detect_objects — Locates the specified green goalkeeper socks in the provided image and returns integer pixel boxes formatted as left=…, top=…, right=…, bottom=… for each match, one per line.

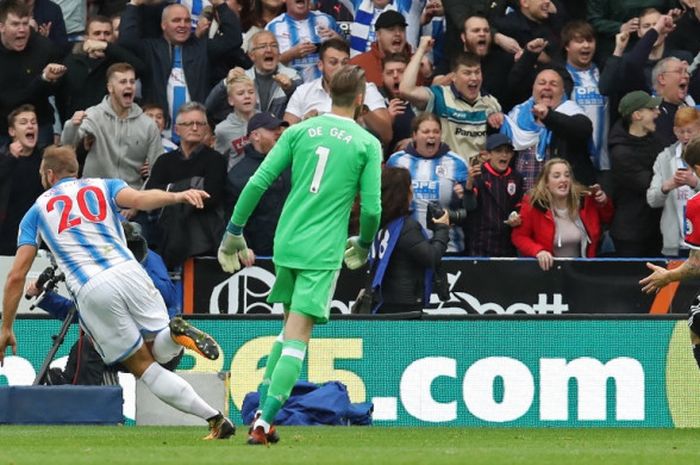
left=261, top=339, right=307, bottom=425
left=258, top=333, right=284, bottom=409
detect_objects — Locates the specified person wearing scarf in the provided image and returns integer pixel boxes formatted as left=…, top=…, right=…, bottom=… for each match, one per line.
left=501, top=67, right=596, bottom=191
left=368, top=166, right=450, bottom=314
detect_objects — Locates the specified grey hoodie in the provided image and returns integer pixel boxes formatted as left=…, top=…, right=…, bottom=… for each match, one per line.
left=61, top=96, right=163, bottom=189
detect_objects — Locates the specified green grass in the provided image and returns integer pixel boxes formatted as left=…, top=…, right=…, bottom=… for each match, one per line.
left=1, top=426, right=699, bottom=465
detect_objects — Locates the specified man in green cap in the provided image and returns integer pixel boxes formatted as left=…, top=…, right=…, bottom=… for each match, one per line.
left=609, top=90, right=666, bottom=257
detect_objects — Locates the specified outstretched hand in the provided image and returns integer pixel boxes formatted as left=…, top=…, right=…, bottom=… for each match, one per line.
left=177, top=189, right=210, bottom=209
left=640, top=262, right=670, bottom=294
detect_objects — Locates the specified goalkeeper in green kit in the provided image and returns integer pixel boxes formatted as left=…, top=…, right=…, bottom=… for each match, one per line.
left=217, top=65, right=382, bottom=446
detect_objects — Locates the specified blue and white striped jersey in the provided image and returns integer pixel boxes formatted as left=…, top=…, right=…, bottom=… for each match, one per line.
left=266, top=11, right=340, bottom=83
left=566, top=63, right=610, bottom=171
left=386, top=149, right=468, bottom=252
left=18, top=177, right=135, bottom=295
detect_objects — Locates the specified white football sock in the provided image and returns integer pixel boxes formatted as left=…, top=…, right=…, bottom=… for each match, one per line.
left=152, top=327, right=183, bottom=364
left=140, top=362, right=218, bottom=420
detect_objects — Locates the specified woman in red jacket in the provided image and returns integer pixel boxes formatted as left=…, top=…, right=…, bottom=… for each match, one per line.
left=511, top=158, right=614, bottom=270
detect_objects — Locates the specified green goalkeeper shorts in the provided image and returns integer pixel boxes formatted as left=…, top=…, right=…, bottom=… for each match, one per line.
left=268, top=266, right=340, bottom=324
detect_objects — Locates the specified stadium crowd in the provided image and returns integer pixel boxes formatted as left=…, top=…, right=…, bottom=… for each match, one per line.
left=3, top=0, right=700, bottom=268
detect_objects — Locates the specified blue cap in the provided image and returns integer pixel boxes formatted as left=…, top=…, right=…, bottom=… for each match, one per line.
left=486, top=133, right=513, bottom=151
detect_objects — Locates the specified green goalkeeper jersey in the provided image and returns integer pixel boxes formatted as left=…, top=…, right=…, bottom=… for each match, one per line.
left=230, top=113, right=382, bottom=270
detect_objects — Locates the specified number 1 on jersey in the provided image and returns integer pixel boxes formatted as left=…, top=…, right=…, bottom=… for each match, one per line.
left=310, top=146, right=330, bottom=194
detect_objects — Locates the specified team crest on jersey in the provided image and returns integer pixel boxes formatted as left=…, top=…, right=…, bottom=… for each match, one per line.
left=687, top=218, right=694, bottom=237
left=435, top=165, right=447, bottom=178
left=507, top=180, right=517, bottom=196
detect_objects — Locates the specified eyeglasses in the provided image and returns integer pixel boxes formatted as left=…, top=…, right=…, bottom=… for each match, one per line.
left=251, top=43, right=279, bottom=52
left=177, top=121, right=207, bottom=128
left=663, top=69, right=690, bottom=76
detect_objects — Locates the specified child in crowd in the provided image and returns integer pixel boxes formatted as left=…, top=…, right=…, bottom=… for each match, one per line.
left=143, top=102, right=179, bottom=154
left=215, top=74, right=258, bottom=171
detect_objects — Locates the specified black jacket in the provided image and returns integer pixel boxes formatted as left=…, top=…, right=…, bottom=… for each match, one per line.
left=118, top=3, right=242, bottom=111
left=608, top=120, right=665, bottom=243
left=375, top=217, right=449, bottom=313
left=225, top=144, right=291, bottom=256
left=540, top=106, right=596, bottom=186
left=0, top=33, right=60, bottom=136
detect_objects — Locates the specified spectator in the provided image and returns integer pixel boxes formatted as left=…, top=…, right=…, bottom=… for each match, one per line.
left=118, top=0, right=243, bottom=133
left=464, top=133, right=524, bottom=257
left=378, top=52, right=414, bottom=155
left=494, top=0, right=566, bottom=64
left=587, top=0, right=678, bottom=65
left=0, top=0, right=65, bottom=146
left=226, top=112, right=290, bottom=256
left=368, top=166, right=450, bottom=314
left=214, top=73, right=259, bottom=170
left=346, top=0, right=423, bottom=52
left=23, top=0, right=70, bottom=56
left=459, top=14, right=517, bottom=110
left=61, top=63, right=162, bottom=193
left=283, top=38, right=392, bottom=146
left=400, top=37, right=503, bottom=164
left=386, top=113, right=468, bottom=253
left=616, top=10, right=692, bottom=97
left=652, top=57, right=696, bottom=147
left=442, top=1, right=522, bottom=75
left=647, top=107, right=700, bottom=257
left=501, top=67, right=595, bottom=191
left=562, top=20, right=611, bottom=173
left=609, top=90, right=666, bottom=257
left=205, top=30, right=302, bottom=124
left=145, top=102, right=227, bottom=267
left=56, top=15, right=146, bottom=126
left=0, top=105, right=44, bottom=255
left=512, top=158, right=613, bottom=271
left=266, top=0, right=341, bottom=83
left=143, top=102, right=179, bottom=153
left=349, top=10, right=414, bottom=87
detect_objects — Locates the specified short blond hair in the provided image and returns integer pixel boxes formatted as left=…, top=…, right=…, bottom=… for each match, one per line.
left=42, top=145, right=79, bottom=178
left=226, top=74, right=254, bottom=95
left=330, top=65, right=365, bottom=108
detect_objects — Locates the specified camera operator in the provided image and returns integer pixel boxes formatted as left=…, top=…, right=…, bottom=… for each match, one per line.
left=367, top=167, right=451, bottom=314
left=24, top=222, right=180, bottom=385
left=386, top=113, right=468, bottom=253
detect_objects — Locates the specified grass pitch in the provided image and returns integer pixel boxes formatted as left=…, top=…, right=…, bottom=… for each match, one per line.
left=1, top=426, right=699, bottom=465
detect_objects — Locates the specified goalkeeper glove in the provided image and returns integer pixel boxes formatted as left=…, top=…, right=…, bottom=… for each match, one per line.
left=218, top=231, right=249, bottom=273
left=344, top=236, right=370, bottom=270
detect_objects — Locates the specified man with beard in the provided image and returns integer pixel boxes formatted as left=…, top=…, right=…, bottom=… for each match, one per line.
left=348, top=10, right=415, bottom=87
left=400, top=36, right=504, bottom=164
left=0, top=0, right=65, bottom=146
left=0, top=105, right=44, bottom=255
left=652, top=56, right=696, bottom=147
left=459, top=15, right=517, bottom=110
left=284, top=38, right=392, bottom=146
left=378, top=52, right=414, bottom=155
left=61, top=63, right=162, bottom=198
left=56, top=16, right=146, bottom=125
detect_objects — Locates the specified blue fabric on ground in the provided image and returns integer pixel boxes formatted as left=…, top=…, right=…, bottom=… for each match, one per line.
left=242, top=380, right=373, bottom=426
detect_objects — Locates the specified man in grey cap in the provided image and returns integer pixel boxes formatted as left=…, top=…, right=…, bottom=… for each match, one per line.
left=224, top=113, right=290, bottom=256
left=609, top=90, right=665, bottom=257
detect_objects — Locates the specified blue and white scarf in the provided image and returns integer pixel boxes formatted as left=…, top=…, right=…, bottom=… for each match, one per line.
left=500, top=97, right=584, bottom=161
left=368, top=216, right=433, bottom=313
